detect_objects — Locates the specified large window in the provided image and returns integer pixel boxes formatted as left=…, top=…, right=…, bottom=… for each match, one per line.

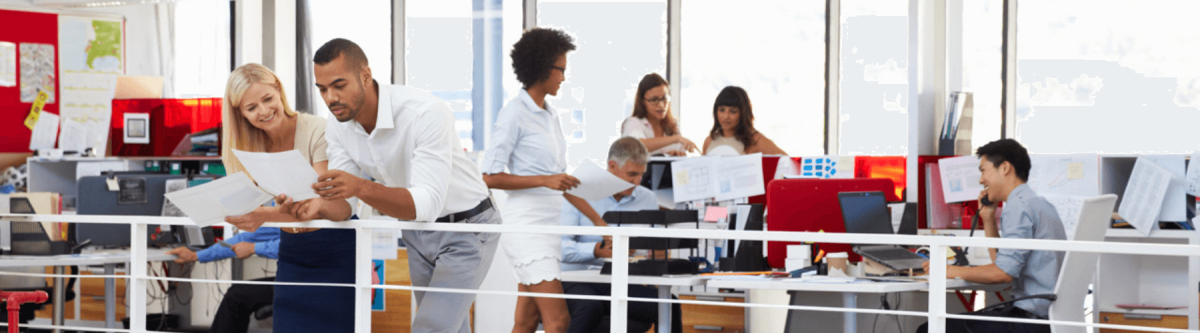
left=1017, top=0, right=1200, bottom=154
left=406, top=1, right=475, bottom=149
left=538, top=0, right=668, bottom=168
left=961, top=0, right=1003, bottom=151
left=309, top=0, right=392, bottom=118
left=838, top=0, right=909, bottom=156
left=172, top=0, right=230, bottom=98
left=680, top=0, right=826, bottom=156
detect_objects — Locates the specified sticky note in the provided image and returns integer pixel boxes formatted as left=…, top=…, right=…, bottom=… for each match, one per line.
left=24, top=90, right=48, bottom=130
left=674, top=170, right=690, bottom=185
left=1067, top=162, right=1084, bottom=180
left=703, top=206, right=728, bottom=222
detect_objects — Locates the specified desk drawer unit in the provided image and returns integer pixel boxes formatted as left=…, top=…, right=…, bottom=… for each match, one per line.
left=679, top=295, right=744, bottom=333
left=1098, top=312, right=1187, bottom=333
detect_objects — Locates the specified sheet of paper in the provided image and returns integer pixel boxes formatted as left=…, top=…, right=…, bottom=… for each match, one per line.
left=164, top=173, right=274, bottom=227
left=19, top=43, right=55, bottom=103
left=58, top=72, right=117, bottom=156
left=1042, top=195, right=1086, bottom=239
left=713, top=153, right=765, bottom=201
left=733, top=205, right=752, bottom=253
left=161, top=178, right=188, bottom=217
left=0, top=42, right=14, bottom=87
left=797, top=155, right=854, bottom=179
left=1146, top=155, right=1187, bottom=222
left=565, top=159, right=636, bottom=201
left=671, top=156, right=718, bottom=202
left=938, top=155, right=986, bottom=203
left=703, top=206, right=728, bottom=222
left=1027, top=154, right=1100, bottom=197
left=1186, top=151, right=1200, bottom=196
left=59, top=16, right=123, bottom=157
left=1118, top=158, right=1173, bottom=236
left=28, top=112, right=59, bottom=151
left=58, top=119, right=88, bottom=152
left=232, top=149, right=320, bottom=201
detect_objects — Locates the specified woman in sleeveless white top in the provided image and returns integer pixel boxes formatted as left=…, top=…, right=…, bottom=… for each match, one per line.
left=621, top=73, right=698, bottom=156
left=702, top=86, right=787, bottom=156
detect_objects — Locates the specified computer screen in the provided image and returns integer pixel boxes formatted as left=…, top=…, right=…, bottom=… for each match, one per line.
left=837, top=191, right=894, bottom=235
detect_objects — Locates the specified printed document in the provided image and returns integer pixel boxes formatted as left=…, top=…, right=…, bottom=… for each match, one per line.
left=1145, top=155, right=1186, bottom=222
left=565, top=159, right=636, bottom=201
left=938, top=155, right=985, bottom=203
left=670, top=154, right=765, bottom=202
left=164, top=173, right=273, bottom=227
left=1119, top=157, right=1172, bottom=236
left=232, top=149, right=320, bottom=201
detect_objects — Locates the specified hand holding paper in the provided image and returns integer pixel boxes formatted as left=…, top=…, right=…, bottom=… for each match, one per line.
left=565, top=160, right=636, bottom=201
left=163, top=173, right=273, bottom=227
left=232, top=150, right=320, bottom=201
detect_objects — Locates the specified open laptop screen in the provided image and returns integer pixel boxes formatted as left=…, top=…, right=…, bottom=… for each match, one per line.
left=837, top=191, right=893, bottom=235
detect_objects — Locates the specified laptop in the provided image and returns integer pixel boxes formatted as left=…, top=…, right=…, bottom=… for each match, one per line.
left=837, top=191, right=926, bottom=271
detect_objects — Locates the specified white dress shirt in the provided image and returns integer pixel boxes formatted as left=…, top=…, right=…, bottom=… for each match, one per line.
left=620, top=116, right=683, bottom=155
left=559, top=186, right=658, bottom=271
left=481, top=89, right=567, bottom=194
left=325, top=83, right=490, bottom=222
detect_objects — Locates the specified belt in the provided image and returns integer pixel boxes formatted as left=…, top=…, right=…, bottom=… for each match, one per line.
left=436, top=198, right=493, bottom=223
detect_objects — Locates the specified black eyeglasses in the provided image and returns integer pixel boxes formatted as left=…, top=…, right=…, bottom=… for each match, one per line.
left=646, top=96, right=670, bottom=105
left=552, top=66, right=567, bottom=74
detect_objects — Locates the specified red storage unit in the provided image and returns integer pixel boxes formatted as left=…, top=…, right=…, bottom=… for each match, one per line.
left=110, top=98, right=221, bottom=157
left=765, top=178, right=898, bottom=268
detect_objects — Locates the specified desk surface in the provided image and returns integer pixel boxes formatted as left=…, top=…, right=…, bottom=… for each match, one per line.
left=0, top=249, right=176, bottom=268
left=706, top=276, right=1004, bottom=293
left=560, top=269, right=706, bottom=286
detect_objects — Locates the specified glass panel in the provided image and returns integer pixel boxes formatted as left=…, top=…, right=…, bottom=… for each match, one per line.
left=962, top=0, right=1003, bottom=152
left=839, top=0, right=909, bottom=156
left=1017, top=0, right=1200, bottom=154
left=172, top=0, right=230, bottom=97
left=537, top=0, right=668, bottom=168
left=680, top=0, right=826, bottom=156
left=406, top=1, right=475, bottom=149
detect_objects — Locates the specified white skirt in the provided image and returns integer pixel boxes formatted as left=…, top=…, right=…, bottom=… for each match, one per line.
left=500, top=190, right=565, bottom=285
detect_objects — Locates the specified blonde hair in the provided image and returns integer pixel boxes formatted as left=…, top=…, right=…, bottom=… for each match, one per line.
left=221, top=63, right=299, bottom=175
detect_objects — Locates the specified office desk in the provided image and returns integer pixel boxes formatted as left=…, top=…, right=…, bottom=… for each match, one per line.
left=0, top=250, right=176, bottom=333
left=560, top=270, right=705, bottom=333
left=707, top=277, right=1003, bottom=333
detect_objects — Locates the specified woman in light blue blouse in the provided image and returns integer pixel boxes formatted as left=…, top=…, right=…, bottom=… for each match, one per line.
left=481, top=28, right=608, bottom=333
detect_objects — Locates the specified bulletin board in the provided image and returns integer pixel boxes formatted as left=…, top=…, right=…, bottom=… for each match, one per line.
left=0, top=9, right=60, bottom=153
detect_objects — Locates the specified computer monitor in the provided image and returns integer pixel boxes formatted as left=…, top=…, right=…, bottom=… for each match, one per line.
left=837, top=191, right=893, bottom=235
left=896, top=202, right=918, bottom=235
left=76, top=173, right=206, bottom=247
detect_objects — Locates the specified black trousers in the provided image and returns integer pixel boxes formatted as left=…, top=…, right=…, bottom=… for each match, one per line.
left=916, top=306, right=1050, bottom=333
left=210, top=276, right=275, bottom=333
left=562, top=282, right=683, bottom=333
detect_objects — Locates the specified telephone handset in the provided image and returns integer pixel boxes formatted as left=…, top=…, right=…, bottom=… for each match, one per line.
left=979, top=195, right=995, bottom=207
left=955, top=195, right=996, bottom=266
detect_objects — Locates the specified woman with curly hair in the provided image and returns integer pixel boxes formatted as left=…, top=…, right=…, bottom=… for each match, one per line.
left=621, top=73, right=698, bottom=156
left=702, top=86, right=787, bottom=155
left=482, top=28, right=607, bottom=333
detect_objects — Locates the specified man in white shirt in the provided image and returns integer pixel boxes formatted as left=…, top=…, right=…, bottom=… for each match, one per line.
left=310, top=38, right=500, bottom=333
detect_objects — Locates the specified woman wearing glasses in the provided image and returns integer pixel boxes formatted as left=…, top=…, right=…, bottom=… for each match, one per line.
left=702, top=86, right=787, bottom=155
left=621, top=73, right=698, bottom=156
left=483, top=28, right=609, bottom=333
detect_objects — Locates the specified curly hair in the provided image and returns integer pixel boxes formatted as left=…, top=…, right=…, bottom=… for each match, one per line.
left=709, top=86, right=758, bottom=148
left=510, top=28, right=576, bottom=89
left=630, top=73, right=677, bottom=136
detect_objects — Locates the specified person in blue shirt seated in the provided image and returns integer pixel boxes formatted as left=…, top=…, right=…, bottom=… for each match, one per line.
left=167, top=227, right=280, bottom=333
left=918, top=139, right=1066, bottom=333
left=560, top=137, right=681, bottom=333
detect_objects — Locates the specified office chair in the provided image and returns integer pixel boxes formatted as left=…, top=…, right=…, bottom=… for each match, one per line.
left=971, top=194, right=1117, bottom=333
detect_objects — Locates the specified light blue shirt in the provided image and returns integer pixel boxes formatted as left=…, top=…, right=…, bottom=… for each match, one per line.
left=196, top=227, right=280, bottom=262
left=993, top=184, right=1067, bottom=318
left=481, top=89, right=567, bottom=179
left=560, top=186, right=659, bottom=271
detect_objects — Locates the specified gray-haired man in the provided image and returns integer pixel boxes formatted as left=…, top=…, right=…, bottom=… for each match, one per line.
left=558, top=137, right=682, bottom=333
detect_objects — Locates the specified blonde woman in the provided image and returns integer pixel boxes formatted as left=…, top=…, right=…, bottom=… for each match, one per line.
left=220, top=63, right=353, bottom=332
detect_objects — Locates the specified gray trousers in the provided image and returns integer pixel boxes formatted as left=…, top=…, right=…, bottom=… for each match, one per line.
left=403, top=206, right=502, bottom=333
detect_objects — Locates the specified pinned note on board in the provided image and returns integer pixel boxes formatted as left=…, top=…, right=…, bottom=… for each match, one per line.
left=24, top=90, right=48, bottom=130
left=703, top=206, right=728, bottom=222
left=1067, top=162, right=1085, bottom=180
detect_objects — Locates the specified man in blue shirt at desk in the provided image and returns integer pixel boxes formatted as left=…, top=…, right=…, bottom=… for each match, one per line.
left=167, top=227, right=280, bottom=333
left=560, top=137, right=681, bottom=333
left=918, top=139, right=1066, bottom=333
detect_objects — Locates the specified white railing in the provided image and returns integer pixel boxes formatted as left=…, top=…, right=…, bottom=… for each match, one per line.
left=1, top=213, right=1198, bottom=333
